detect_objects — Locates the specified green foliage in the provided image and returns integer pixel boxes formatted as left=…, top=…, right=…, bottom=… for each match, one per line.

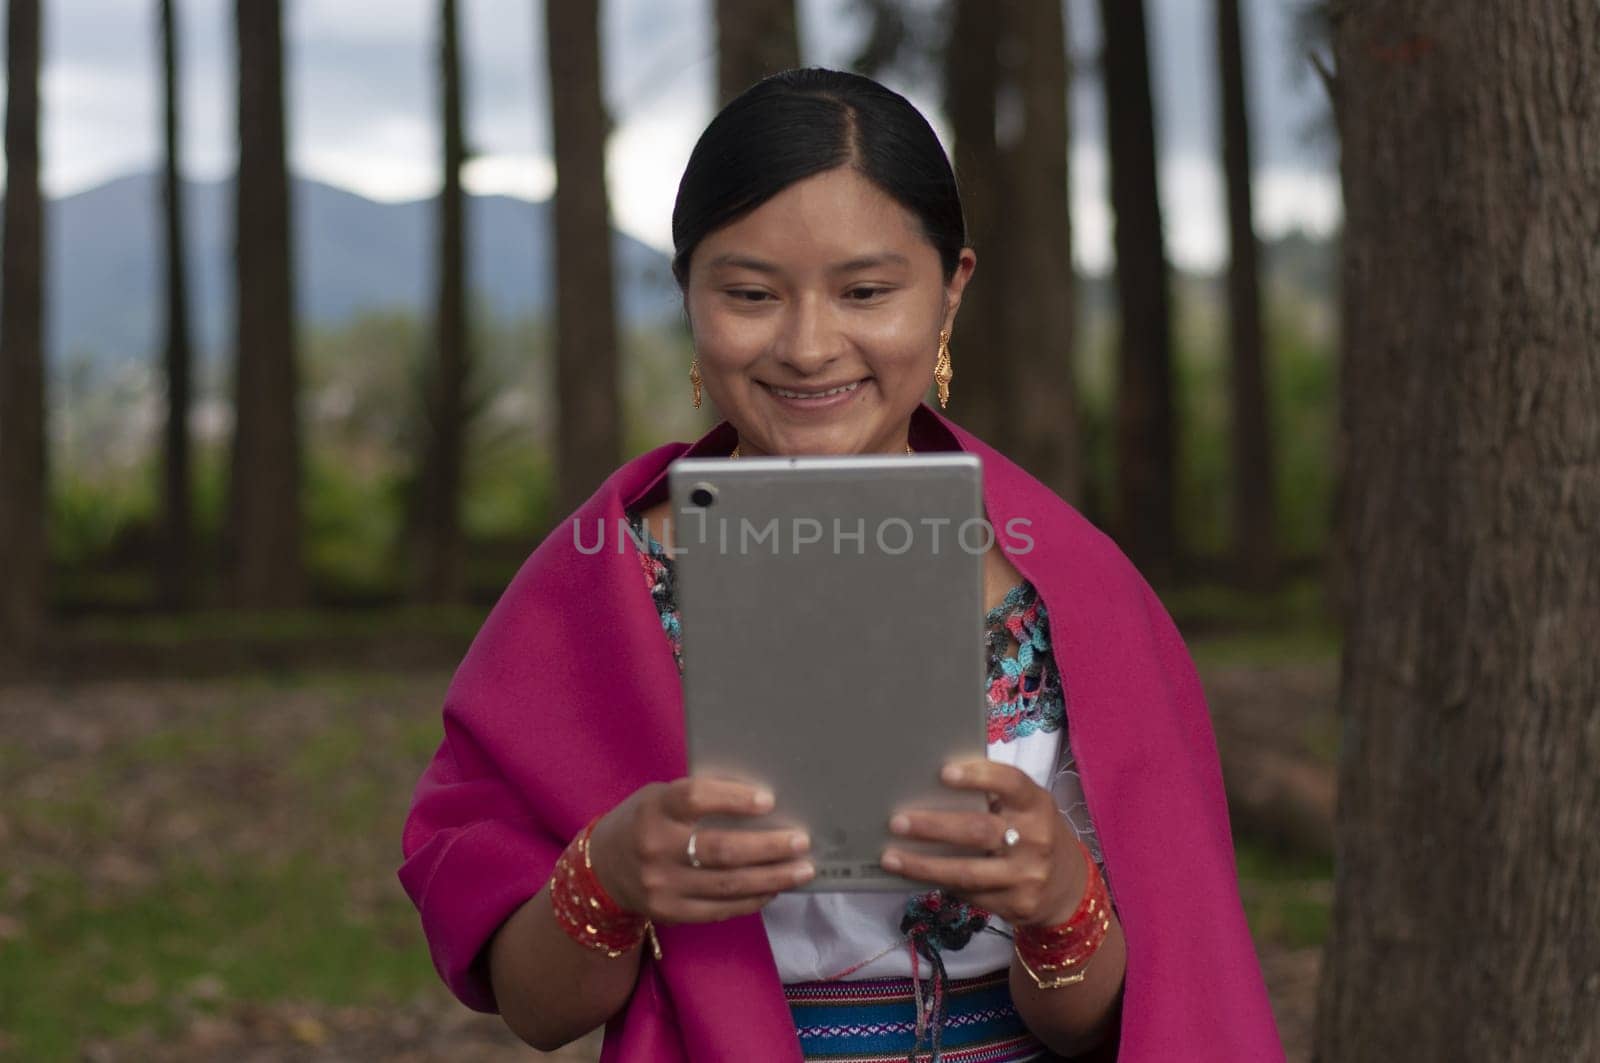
left=1190, top=628, right=1341, bottom=670
left=1073, top=275, right=1337, bottom=564
left=47, top=266, right=1339, bottom=610
left=1172, top=277, right=1232, bottom=558
left=304, top=452, right=406, bottom=603
left=0, top=858, right=434, bottom=1059
left=65, top=606, right=486, bottom=657
left=1234, top=836, right=1334, bottom=950
left=0, top=671, right=449, bottom=1059
left=49, top=463, right=157, bottom=571
left=1173, top=576, right=1341, bottom=667
left=463, top=444, right=553, bottom=544
left=1266, top=295, right=1338, bottom=559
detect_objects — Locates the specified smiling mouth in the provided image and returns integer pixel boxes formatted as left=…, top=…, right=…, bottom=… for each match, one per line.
left=763, top=379, right=867, bottom=399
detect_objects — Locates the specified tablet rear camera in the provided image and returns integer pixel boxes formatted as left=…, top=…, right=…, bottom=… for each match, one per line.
left=689, top=483, right=718, bottom=508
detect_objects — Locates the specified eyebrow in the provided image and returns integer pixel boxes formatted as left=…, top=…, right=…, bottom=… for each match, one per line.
left=706, top=251, right=912, bottom=274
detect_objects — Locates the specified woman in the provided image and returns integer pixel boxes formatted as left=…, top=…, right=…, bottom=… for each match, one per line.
left=399, top=68, right=1283, bottom=1062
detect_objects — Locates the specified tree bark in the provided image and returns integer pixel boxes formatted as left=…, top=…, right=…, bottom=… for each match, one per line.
left=997, top=0, right=1079, bottom=504
left=1315, top=4, right=1600, bottom=1059
left=159, top=0, right=196, bottom=609
left=226, top=0, right=304, bottom=608
left=942, top=0, right=1009, bottom=451
left=414, top=0, right=470, bottom=604
left=1098, top=0, right=1178, bottom=580
left=1216, top=0, right=1275, bottom=588
left=715, top=0, right=801, bottom=106
left=545, top=0, right=621, bottom=522
left=0, top=0, right=47, bottom=655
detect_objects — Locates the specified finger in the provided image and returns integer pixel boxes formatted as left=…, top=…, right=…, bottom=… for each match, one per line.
left=881, top=846, right=1022, bottom=893
left=888, top=809, right=1010, bottom=853
left=688, top=827, right=810, bottom=869
left=940, top=759, right=1041, bottom=809
left=655, top=893, right=782, bottom=925
left=677, top=860, right=816, bottom=901
left=661, top=776, right=775, bottom=822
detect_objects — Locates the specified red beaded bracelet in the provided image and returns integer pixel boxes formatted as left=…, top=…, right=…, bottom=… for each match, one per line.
left=1013, top=835, right=1112, bottom=989
left=549, top=817, right=662, bottom=960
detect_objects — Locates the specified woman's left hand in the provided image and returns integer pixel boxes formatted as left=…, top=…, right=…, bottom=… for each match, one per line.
left=880, top=758, right=1089, bottom=928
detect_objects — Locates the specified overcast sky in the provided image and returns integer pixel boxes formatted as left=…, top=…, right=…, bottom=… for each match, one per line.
left=6, top=0, right=1338, bottom=272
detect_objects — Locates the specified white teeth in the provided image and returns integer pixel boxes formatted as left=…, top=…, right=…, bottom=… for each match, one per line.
left=770, top=381, right=861, bottom=399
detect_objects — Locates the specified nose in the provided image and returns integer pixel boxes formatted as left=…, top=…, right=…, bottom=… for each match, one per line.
left=773, top=291, right=844, bottom=376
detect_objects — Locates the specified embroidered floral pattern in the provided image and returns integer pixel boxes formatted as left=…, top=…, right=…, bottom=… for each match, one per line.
left=631, top=513, right=682, bottom=673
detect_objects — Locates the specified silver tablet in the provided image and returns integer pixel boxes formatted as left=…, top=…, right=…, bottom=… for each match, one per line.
left=667, top=453, right=989, bottom=891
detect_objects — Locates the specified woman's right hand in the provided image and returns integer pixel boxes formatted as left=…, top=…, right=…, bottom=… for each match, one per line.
left=586, top=777, right=815, bottom=924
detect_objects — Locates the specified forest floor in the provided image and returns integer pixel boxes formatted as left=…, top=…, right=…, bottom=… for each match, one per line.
left=0, top=635, right=1336, bottom=1062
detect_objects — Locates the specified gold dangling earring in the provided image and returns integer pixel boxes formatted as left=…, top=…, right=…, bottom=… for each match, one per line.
left=934, top=329, right=953, bottom=409
left=689, top=356, right=703, bottom=409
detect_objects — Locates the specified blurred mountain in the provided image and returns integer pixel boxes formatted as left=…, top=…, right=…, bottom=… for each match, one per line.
left=40, top=172, right=682, bottom=366
left=26, top=171, right=1336, bottom=369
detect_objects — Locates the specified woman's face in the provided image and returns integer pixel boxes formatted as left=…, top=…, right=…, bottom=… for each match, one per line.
left=684, top=166, right=976, bottom=457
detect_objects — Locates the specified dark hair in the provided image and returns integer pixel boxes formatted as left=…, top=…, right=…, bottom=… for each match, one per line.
left=670, top=67, right=966, bottom=288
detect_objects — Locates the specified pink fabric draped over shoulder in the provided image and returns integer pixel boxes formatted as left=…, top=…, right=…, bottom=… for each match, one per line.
left=396, top=403, right=1286, bottom=1061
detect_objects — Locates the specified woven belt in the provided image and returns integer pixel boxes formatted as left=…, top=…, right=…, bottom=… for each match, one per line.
left=785, top=968, right=1045, bottom=1063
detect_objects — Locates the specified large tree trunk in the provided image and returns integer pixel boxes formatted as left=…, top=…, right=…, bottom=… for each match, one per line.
left=414, top=0, right=470, bottom=604
left=159, top=0, right=196, bottom=609
left=942, top=0, right=1009, bottom=451
left=715, top=0, right=800, bottom=106
left=0, top=0, right=47, bottom=655
left=1098, top=0, right=1177, bottom=580
left=1216, top=0, right=1275, bottom=588
left=941, top=2, right=1078, bottom=492
left=996, top=0, right=1079, bottom=504
left=1315, top=5, right=1600, bottom=1060
left=545, top=0, right=621, bottom=522
left=226, top=0, right=303, bottom=608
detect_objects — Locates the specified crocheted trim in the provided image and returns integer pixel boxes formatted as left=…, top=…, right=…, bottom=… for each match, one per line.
left=628, top=512, right=683, bottom=674
left=983, top=582, right=1065, bottom=744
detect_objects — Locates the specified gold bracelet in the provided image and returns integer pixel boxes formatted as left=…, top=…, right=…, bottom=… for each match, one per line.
left=1016, top=948, right=1093, bottom=990
left=550, top=819, right=663, bottom=961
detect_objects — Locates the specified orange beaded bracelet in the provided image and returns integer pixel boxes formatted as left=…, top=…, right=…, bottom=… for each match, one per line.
left=549, top=817, right=662, bottom=960
left=1013, top=835, right=1112, bottom=989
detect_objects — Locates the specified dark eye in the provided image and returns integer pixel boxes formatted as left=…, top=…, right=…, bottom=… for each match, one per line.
left=847, top=287, right=889, bottom=301
left=728, top=289, right=773, bottom=303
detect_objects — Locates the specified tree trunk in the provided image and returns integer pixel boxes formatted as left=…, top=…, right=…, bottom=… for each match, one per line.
left=414, top=0, right=470, bottom=604
left=1216, top=0, right=1275, bottom=589
left=996, top=0, right=1079, bottom=504
left=715, top=0, right=801, bottom=106
left=1315, top=5, right=1600, bottom=1060
left=159, top=0, right=196, bottom=610
left=226, top=0, right=304, bottom=608
left=942, top=0, right=1009, bottom=451
left=1098, top=0, right=1178, bottom=580
left=545, top=0, right=621, bottom=522
left=0, top=0, right=46, bottom=655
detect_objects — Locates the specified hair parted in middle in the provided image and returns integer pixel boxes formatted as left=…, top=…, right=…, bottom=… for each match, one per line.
left=669, top=67, right=968, bottom=289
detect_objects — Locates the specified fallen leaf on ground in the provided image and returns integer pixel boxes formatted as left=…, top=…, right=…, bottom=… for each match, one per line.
left=289, top=1015, right=329, bottom=1045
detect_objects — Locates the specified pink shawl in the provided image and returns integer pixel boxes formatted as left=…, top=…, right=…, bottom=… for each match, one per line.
left=397, top=402, right=1285, bottom=1060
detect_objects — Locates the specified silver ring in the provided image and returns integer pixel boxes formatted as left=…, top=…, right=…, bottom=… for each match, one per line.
left=686, top=830, right=702, bottom=869
left=1001, top=826, right=1022, bottom=850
